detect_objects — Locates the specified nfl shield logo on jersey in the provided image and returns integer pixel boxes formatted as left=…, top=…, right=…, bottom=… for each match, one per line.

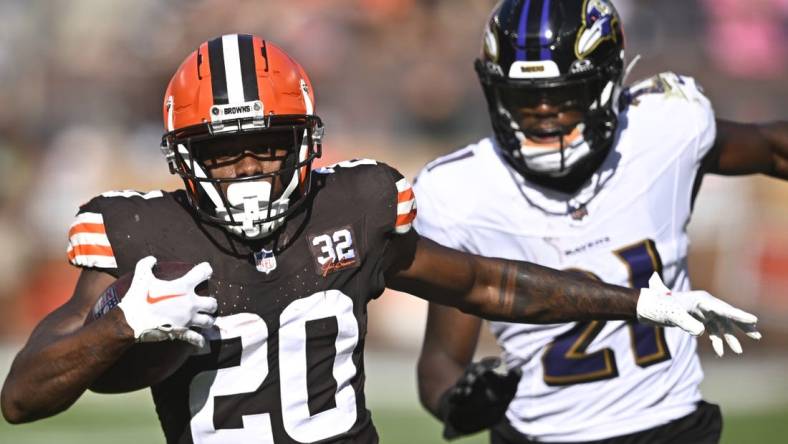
left=254, top=248, right=277, bottom=274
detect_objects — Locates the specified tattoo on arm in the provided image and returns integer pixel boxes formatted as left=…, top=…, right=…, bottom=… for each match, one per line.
left=490, top=260, right=637, bottom=323
left=497, top=262, right=514, bottom=314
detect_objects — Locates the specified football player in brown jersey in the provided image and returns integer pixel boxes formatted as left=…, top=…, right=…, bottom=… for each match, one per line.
left=1, top=34, right=760, bottom=444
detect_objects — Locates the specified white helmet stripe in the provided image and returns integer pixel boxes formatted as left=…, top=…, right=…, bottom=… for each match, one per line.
left=221, top=34, right=246, bottom=104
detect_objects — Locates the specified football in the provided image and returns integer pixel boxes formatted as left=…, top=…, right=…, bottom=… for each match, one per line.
left=85, top=261, right=209, bottom=393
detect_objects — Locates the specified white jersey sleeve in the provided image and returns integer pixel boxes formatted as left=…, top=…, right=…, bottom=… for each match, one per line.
left=412, top=148, right=479, bottom=252
left=412, top=175, right=457, bottom=249
left=626, top=72, right=717, bottom=167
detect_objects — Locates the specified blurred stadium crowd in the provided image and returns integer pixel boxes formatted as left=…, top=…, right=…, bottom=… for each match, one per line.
left=0, top=0, right=786, bottom=355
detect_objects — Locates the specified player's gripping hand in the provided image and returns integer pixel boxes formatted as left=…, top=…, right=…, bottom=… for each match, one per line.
left=637, top=273, right=761, bottom=357
left=438, top=357, right=521, bottom=439
left=117, top=256, right=218, bottom=348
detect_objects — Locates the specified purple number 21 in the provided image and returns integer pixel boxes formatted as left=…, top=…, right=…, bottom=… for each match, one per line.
left=542, top=240, right=671, bottom=386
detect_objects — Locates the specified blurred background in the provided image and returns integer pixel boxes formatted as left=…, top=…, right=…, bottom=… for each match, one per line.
left=0, top=0, right=786, bottom=443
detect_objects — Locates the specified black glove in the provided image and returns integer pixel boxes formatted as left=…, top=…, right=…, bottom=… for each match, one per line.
left=438, top=357, right=522, bottom=440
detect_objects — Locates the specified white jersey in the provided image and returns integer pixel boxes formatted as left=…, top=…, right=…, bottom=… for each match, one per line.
left=413, top=72, right=717, bottom=442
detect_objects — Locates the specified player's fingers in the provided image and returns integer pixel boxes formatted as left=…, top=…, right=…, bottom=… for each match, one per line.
left=138, top=328, right=168, bottom=343
left=745, top=331, right=763, bottom=340
left=671, top=309, right=705, bottom=336
left=707, top=319, right=729, bottom=357
left=190, top=313, right=216, bottom=329
left=194, top=296, right=218, bottom=314
left=733, top=320, right=762, bottom=340
left=716, top=305, right=757, bottom=324
left=709, top=333, right=724, bottom=358
left=721, top=319, right=743, bottom=354
left=126, top=256, right=157, bottom=297
left=647, top=272, right=670, bottom=292
left=177, top=329, right=206, bottom=348
left=724, top=333, right=742, bottom=355
left=178, top=262, right=213, bottom=287
left=689, top=304, right=708, bottom=322
left=697, top=297, right=758, bottom=324
left=134, top=256, right=157, bottom=279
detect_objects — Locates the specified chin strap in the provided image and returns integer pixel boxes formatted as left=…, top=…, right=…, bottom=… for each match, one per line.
left=559, top=132, right=566, bottom=172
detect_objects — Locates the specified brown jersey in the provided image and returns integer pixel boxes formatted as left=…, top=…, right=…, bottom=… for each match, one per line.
left=66, top=159, right=418, bottom=444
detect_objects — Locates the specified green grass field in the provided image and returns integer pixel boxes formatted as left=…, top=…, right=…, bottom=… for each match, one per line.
left=1, top=389, right=787, bottom=444
left=3, top=347, right=787, bottom=443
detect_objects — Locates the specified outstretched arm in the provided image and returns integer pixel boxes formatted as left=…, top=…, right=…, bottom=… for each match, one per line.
left=703, top=119, right=788, bottom=178
left=386, top=232, right=637, bottom=323
left=385, top=231, right=759, bottom=350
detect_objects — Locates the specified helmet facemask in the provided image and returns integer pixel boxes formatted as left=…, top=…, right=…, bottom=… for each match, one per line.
left=476, top=0, right=625, bottom=193
left=161, top=35, right=324, bottom=239
left=162, top=109, right=323, bottom=239
left=477, top=56, right=623, bottom=190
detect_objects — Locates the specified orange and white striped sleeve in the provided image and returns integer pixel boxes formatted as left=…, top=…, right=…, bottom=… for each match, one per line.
left=394, top=177, right=417, bottom=235
left=66, top=211, right=117, bottom=269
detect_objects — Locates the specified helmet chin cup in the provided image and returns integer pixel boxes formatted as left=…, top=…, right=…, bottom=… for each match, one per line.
left=227, top=181, right=271, bottom=208
left=216, top=181, right=288, bottom=239
left=518, top=125, right=592, bottom=177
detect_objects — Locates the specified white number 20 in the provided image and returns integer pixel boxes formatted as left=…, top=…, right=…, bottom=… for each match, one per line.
left=188, top=290, right=359, bottom=443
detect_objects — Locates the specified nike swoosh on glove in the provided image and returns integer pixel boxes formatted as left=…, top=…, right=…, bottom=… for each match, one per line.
left=117, top=256, right=218, bottom=348
left=637, top=273, right=761, bottom=357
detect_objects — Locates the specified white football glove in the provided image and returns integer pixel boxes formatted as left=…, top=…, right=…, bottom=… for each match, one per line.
left=117, top=256, right=218, bottom=348
left=637, top=273, right=761, bottom=357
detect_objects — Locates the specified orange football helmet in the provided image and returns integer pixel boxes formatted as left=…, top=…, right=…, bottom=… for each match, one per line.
left=161, top=34, right=323, bottom=238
